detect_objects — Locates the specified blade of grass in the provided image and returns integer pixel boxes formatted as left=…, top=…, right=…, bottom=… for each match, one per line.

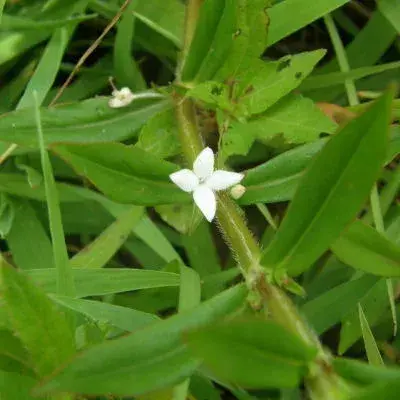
left=70, top=206, right=144, bottom=269
left=323, top=14, right=358, bottom=106
left=34, top=91, right=74, bottom=297
left=300, top=61, right=400, bottom=91
left=113, top=0, right=146, bottom=90
left=358, top=304, right=384, bottom=366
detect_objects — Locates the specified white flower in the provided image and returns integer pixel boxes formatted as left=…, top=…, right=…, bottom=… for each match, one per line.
left=108, top=87, right=135, bottom=108
left=169, top=147, right=244, bottom=222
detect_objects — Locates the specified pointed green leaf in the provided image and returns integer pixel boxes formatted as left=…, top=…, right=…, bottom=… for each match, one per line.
left=268, top=0, right=350, bottom=46
left=1, top=264, right=75, bottom=376
left=70, top=206, right=144, bottom=269
left=331, top=220, right=400, bottom=277
left=235, top=50, right=325, bottom=116
left=358, top=304, right=384, bottom=366
left=214, top=0, right=270, bottom=81
left=0, top=98, right=168, bottom=147
left=221, top=95, right=335, bottom=159
left=181, top=0, right=228, bottom=81
left=334, top=357, right=400, bottom=386
left=136, top=108, right=181, bottom=159
left=261, top=90, right=393, bottom=276
left=185, top=319, right=317, bottom=388
left=339, top=279, right=388, bottom=355
left=240, top=139, right=326, bottom=205
left=37, top=285, right=247, bottom=397
left=51, top=296, right=159, bottom=332
left=26, top=268, right=181, bottom=297
left=52, top=143, right=189, bottom=205
left=302, top=274, right=379, bottom=334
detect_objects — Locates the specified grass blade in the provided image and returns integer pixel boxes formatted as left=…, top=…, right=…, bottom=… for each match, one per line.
left=34, top=92, right=74, bottom=297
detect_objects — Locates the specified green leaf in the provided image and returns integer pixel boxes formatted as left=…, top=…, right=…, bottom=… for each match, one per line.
left=26, top=268, right=181, bottom=297
left=300, top=61, right=400, bottom=91
left=348, top=380, right=400, bottom=400
left=339, top=279, right=388, bottom=355
left=6, top=198, right=54, bottom=270
left=51, top=296, right=159, bottom=332
left=239, top=139, right=326, bottom=205
left=0, top=173, right=82, bottom=202
left=379, top=0, right=400, bottom=33
left=194, top=0, right=236, bottom=82
left=358, top=304, right=384, bottom=366
left=33, top=96, right=73, bottom=302
left=0, top=97, right=168, bottom=147
left=268, top=0, right=350, bottom=45
left=302, top=274, right=379, bottom=334
left=181, top=0, right=227, bottom=81
left=52, top=143, right=189, bottom=205
left=182, top=221, right=222, bottom=278
left=0, top=371, right=44, bottom=400
left=37, top=285, right=247, bottom=397
left=235, top=50, right=326, bottom=116
left=221, top=95, right=336, bottom=159
left=70, top=206, right=144, bottom=269
left=179, top=265, right=201, bottom=312
left=136, top=108, right=181, bottom=159
left=34, top=92, right=74, bottom=297
left=331, top=220, right=400, bottom=277
left=260, top=90, right=392, bottom=276
left=156, top=203, right=202, bottom=235
left=185, top=319, right=317, bottom=388
left=17, top=3, right=80, bottom=109
left=214, top=0, right=270, bottom=81
left=0, top=329, right=31, bottom=370
left=1, top=264, right=75, bottom=376
left=113, top=0, right=146, bottom=90
left=334, top=357, right=400, bottom=385
left=0, top=193, right=14, bottom=237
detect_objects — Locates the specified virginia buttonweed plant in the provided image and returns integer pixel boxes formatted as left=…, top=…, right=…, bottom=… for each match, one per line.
left=0, top=0, right=400, bottom=399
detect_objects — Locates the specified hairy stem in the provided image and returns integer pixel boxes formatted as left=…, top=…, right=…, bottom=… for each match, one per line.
left=174, top=2, right=349, bottom=398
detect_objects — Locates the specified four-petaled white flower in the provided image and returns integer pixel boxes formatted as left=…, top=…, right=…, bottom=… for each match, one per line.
left=169, top=147, right=244, bottom=222
left=108, top=87, right=135, bottom=108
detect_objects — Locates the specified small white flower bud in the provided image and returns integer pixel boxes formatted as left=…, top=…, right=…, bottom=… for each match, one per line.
left=230, top=184, right=246, bottom=199
left=108, top=87, right=134, bottom=108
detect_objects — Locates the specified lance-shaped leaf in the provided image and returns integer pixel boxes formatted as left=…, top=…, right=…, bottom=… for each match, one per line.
left=235, top=50, right=325, bottom=116
left=0, top=264, right=75, bottom=377
left=0, top=97, right=168, bottom=147
left=26, top=268, right=181, bottom=297
left=261, top=90, right=393, bottom=276
left=52, top=143, right=189, bottom=205
left=185, top=319, right=317, bottom=388
left=37, top=285, right=247, bottom=397
left=331, top=220, right=400, bottom=277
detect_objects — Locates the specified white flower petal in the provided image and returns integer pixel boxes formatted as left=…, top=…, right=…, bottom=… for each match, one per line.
left=193, top=185, right=216, bottom=222
left=169, top=169, right=199, bottom=192
left=206, top=170, right=244, bottom=191
left=193, top=147, right=214, bottom=180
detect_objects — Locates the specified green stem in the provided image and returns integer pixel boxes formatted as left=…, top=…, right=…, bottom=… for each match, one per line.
left=324, top=14, right=359, bottom=107
left=174, top=3, right=349, bottom=399
left=216, top=193, right=261, bottom=273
